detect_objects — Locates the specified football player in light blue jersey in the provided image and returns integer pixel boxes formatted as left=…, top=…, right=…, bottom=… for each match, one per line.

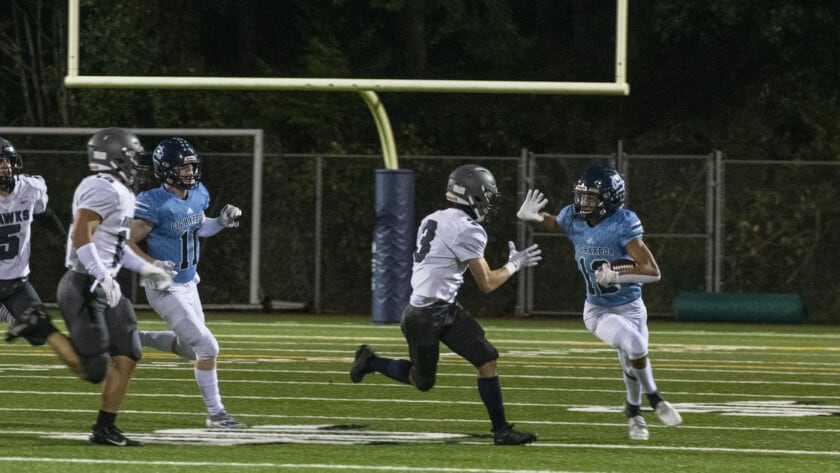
left=517, top=165, right=682, bottom=441
left=127, top=137, right=246, bottom=429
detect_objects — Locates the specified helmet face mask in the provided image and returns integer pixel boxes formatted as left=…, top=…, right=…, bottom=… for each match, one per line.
left=152, top=137, right=202, bottom=191
left=445, top=164, right=499, bottom=223
left=87, top=128, right=146, bottom=186
left=0, top=138, right=22, bottom=193
left=573, top=166, right=626, bottom=220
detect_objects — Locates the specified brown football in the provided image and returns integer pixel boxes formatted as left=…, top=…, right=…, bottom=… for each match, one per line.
left=610, top=258, right=636, bottom=272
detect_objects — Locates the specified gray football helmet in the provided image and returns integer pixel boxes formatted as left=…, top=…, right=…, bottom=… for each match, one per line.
left=445, top=164, right=499, bottom=223
left=87, top=128, right=145, bottom=186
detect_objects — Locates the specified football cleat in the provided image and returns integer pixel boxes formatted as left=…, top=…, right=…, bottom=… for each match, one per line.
left=628, top=415, right=649, bottom=440
left=5, top=307, right=55, bottom=344
left=654, top=401, right=683, bottom=426
left=89, top=424, right=142, bottom=447
left=206, top=411, right=247, bottom=429
left=492, top=423, right=537, bottom=446
left=350, top=345, right=376, bottom=383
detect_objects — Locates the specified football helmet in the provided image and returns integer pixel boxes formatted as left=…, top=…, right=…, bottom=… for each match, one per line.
left=152, top=137, right=201, bottom=190
left=0, top=137, right=23, bottom=193
left=87, top=128, right=146, bottom=186
left=573, top=165, right=626, bottom=219
left=445, top=164, right=499, bottom=223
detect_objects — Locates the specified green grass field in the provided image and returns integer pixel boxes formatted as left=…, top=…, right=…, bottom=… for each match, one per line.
left=2, top=312, right=839, bottom=473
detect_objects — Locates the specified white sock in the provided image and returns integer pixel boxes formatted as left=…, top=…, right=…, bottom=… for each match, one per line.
left=195, top=367, right=225, bottom=416
left=632, top=362, right=658, bottom=395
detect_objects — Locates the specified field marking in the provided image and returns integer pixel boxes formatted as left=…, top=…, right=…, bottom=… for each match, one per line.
left=196, top=320, right=840, bottom=340
left=4, top=411, right=840, bottom=434
left=0, top=457, right=597, bottom=473
left=40, top=424, right=473, bottom=446
left=466, top=442, right=840, bottom=456
left=4, top=424, right=840, bottom=457
left=2, top=387, right=840, bottom=415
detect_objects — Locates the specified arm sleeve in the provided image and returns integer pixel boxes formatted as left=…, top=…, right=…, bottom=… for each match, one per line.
left=197, top=214, right=224, bottom=237
left=121, top=244, right=151, bottom=273
left=76, top=242, right=107, bottom=279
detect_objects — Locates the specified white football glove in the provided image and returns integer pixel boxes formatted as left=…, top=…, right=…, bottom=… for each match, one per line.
left=505, top=241, right=542, bottom=274
left=516, top=189, right=549, bottom=223
left=141, top=260, right=177, bottom=291
left=595, top=263, right=619, bottom=287
left=218, top=204, right=242, bottom=228
left=91, top=274, right=122, bottom=308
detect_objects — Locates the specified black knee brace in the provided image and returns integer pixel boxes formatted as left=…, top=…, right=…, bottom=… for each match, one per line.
left=81, top=353, right=109, bottom=384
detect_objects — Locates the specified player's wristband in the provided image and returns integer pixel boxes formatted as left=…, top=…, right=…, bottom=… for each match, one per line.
left=503, top=262, right=518, bottom=275
left=75, top=242, right=108, bottom=280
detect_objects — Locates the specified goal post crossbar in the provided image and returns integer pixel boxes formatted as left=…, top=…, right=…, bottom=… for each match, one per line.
left=65, top=0, right=629, bottom=170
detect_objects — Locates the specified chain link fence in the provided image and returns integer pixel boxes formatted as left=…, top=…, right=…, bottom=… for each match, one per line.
left=4, top=128, right=838, bottom=321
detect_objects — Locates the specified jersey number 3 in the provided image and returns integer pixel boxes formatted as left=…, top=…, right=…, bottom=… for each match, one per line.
left=413, top=220, right=438, bottom=263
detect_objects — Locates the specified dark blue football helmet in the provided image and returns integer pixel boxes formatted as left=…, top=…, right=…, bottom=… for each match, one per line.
left=0, top=137, right=23, bottom=192
left=445, top=164, right=499, bottom=223
left=152, top=137, right=201, bottom=190
left=573, top=166, right=626, bottom=219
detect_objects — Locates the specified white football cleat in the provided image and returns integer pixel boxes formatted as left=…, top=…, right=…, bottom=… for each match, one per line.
left=206, top=411, right=247, bottom=429
left=628, top=415, right=649, bottom=441
left=654, top=401, right=683, bottom=427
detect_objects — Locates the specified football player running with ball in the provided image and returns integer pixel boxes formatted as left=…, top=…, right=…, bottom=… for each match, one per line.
left=127, top=137, right=246, bottom=429
left=351, top=164, right=541, bottom=446
left=516, top=165, right=682, bottom=441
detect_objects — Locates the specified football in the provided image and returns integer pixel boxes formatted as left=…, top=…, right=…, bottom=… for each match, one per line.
left=609, top=258, right=636, bottom=272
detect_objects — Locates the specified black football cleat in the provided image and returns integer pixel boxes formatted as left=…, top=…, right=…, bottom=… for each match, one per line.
left=350, top=345, right=376, bottom=383
left=89, top=424, right=142, bottom=447
left=5, top=308, right=56, bottom=344
left=493, top=423, right=537, bottom=446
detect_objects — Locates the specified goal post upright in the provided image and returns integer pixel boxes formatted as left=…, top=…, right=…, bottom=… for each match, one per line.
left=63, top=0, right=630, bottom=316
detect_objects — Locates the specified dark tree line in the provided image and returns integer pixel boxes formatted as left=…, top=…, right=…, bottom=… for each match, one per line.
left=2, top=0, right=838, bottom=159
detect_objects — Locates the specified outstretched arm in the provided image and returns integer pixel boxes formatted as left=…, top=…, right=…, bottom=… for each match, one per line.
left=33, top=207, right=68, bottom=247
left=516, top=189, right=561, bottom=233
left=467, top=242, right=542, bottom=293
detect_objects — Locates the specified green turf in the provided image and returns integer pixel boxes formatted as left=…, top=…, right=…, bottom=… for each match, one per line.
left=2, top=312, right=840, bottom=472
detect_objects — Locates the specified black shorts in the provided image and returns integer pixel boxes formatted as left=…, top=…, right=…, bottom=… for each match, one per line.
left=56, top=270, right=141, bottom=361
left=0, top=277, right=43, bottom=321
left=400, top=301, right=499, bottom=369
left=0, top=277, right=47, bottom=345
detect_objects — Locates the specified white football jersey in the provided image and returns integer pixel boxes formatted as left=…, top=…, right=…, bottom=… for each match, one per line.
left=409, top=208, right=487, bottom=306
left=65, top=173, right=136, bottom=277
left=0, top=175, right=48, bottom=279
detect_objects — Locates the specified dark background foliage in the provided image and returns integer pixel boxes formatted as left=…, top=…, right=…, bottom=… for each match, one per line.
left=2, top=0, right=839, bottom=319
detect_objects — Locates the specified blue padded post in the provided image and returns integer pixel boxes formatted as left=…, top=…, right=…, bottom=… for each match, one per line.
left=372, top=169, right=415, bottom=324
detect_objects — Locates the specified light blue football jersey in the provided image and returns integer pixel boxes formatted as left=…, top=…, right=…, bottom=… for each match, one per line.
left=557, top=204, right=644, bottom=308
left=134, top=183, right=210, bottom=284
